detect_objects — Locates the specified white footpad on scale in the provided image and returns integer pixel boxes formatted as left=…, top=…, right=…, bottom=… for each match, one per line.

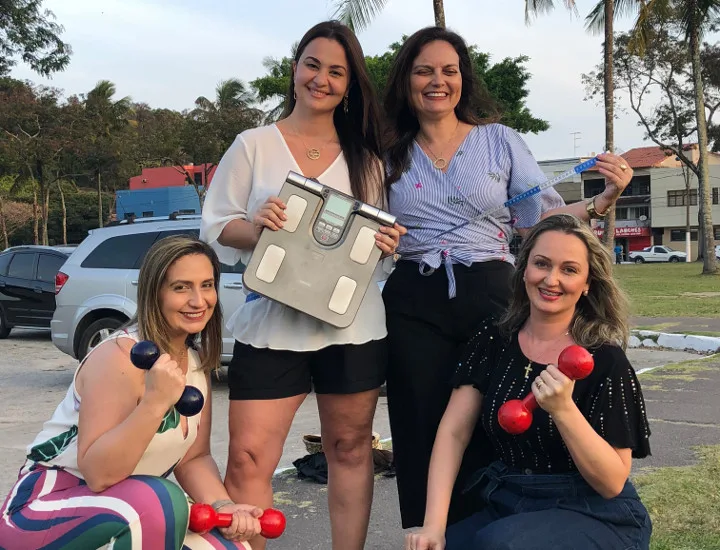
left=349, top=226, right=377, bottom=265
left=282, top=195, right=307, bottom=233
left=255, top=244, right=286, bottom=283
left=328, top=276, right=357, bottom=314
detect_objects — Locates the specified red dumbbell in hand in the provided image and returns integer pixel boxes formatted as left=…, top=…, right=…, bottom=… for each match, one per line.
left=189, top=503, right=287, bottom=539
left=498, top=345, right=594, bottom=435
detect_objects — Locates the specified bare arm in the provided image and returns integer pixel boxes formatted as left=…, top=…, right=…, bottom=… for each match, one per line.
left=423, top=386, right=483, bottom=531
left=552, top=406, right=632, bottom=498
left=217, top=197, right=287, bottom=251
left=76, top=339, right=185, bottom=492
left=535, top=365, right=632, bottom=498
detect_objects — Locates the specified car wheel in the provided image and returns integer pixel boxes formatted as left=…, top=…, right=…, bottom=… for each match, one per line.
left=79, top=317, right=125, bottom=360
left=0, top=310, right=10, bottom=339
left=634, top=257, right=645, bottom=264
left=669, top=256, right=680, bottom=263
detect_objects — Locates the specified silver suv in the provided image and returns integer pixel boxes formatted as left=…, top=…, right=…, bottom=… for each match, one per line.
left=51, top=215, right=245, bottom=362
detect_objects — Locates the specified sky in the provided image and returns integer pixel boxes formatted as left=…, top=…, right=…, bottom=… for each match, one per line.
left=11, top=0, right=656, bottom=161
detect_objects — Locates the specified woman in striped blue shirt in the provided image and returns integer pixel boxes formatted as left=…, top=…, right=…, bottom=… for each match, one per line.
left=380, top=26, right=633, bottom=530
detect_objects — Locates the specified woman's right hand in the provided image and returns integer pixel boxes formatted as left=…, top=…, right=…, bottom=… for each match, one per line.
left=252, top=196, right=287, bottom=241
left=405, top=527, right=446, bottom=550
left=141, top=354, right=186, bottom=412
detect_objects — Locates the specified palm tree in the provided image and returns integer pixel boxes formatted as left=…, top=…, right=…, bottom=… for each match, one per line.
left=195, top=79, right=257, bottom=114
left=84, top=80, right=133, bottom=227
left=581, top=1, right=647, bottom=252
left=629, top=0, right=719, bottom=274
left=332, top=0, right=443, bottom=29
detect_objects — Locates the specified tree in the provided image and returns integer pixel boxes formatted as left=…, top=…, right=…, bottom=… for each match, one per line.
left=631, top=0, right=720, bottom=274
left=584, top=29, right=720, bottom=260
left=80, top=80, right=135, bottom=227
left=183, top=79, right=262, bottom=206
left=251, top=39, right=549, bottom=135
left=0, top=77, right=73, bottom=244
left=0, top=0, right=71, bottom=77
left=252, top=55, right=294, bottom=122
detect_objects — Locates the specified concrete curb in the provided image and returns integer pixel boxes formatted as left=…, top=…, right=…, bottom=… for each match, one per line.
left=629, top=330, right=720, bottom=354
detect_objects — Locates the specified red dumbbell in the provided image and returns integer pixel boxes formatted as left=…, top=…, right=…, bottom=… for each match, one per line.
left=189, top=503, right=287, bottom=539
left=498, top=345, right=594, bottom=435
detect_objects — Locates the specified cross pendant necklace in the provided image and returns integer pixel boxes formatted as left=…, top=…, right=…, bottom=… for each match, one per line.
left=524, top=362, right=533, bottom=379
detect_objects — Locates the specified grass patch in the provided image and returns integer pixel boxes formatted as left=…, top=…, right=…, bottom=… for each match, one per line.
left=634, top=445, right=720, bottom=549
left=615, top=264, right=720, bottom=317
left=638, top=358, right=715, bottom=384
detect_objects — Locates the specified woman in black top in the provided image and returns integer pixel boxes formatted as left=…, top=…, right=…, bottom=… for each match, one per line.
left=406, top=214, right=652, bottom=550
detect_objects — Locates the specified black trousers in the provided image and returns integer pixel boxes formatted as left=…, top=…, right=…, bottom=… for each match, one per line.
left=383, top=260, right=513, bottom=529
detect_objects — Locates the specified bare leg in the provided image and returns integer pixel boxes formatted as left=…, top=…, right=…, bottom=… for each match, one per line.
left=317, top=389, right=379, bottom=550
left=224, top=395, right=306, bottom=550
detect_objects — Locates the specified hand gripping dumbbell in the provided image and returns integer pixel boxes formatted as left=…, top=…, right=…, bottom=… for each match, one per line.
left=189, top=503, right=287, bottom=539
left=130, top=340, right=204, bottom=417
left=498, top=345, right=594, bottom=435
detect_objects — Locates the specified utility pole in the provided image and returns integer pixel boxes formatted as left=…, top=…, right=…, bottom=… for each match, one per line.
left=570, top=132, right=582, bottom=157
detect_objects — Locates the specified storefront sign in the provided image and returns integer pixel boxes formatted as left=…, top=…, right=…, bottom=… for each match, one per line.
left=593, top=226, right=651, bottom=237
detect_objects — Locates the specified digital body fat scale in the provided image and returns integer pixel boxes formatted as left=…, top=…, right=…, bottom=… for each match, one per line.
left=243, top=171, right=397, bottom=328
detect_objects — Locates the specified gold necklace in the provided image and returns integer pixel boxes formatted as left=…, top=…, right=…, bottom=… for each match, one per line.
left=293, top=123, right=336, bottom=161
left=522, top=329, right=570, bottom=379
left=419, top=120, right=460, bottom=170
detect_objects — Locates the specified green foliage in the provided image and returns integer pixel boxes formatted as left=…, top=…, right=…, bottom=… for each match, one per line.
left=10, top=188, right=113, bottom=245
left=0, top=0, right=71, bottom=77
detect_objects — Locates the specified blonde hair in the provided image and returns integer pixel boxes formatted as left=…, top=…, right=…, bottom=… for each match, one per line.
left=128, top=235, right=223, bottom=373
left=499, top=214, right=629, bottom=349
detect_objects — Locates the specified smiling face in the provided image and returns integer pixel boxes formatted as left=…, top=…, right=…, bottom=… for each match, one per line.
left=523, top=231, right=591, bottom=318
left=292, top=37, right=350, bottom=115
left=409, top=40, right=462, bottom=121
left=159, top=253, right=217, bottom=340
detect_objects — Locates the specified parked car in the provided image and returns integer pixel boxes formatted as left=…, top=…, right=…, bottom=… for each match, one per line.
left=716, top=244, right=720, bottom=260
left=628, top=245, right=687, bottom=263
left=51, top=215, right=246, bottom=363
left=0, top=245, right=75, bottom=338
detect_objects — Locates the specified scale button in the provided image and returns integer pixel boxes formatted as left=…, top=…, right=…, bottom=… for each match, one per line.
left=332, top=228, right=340, bottom=234
left=320, top=234, right=328, bottom=241
left=319, top=222, right=326, bottom=228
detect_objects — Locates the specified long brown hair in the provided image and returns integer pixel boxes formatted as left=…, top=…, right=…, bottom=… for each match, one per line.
left=129, top=236, right=223, bottom=373
left=499, top=214, right=630, bottom=349
left=280, top=20, right=383, bottom=205
left=383, top=26, right=500, bottom=186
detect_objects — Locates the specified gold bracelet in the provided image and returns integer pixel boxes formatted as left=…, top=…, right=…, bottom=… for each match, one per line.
left=586, top=195, right=608, bottom=219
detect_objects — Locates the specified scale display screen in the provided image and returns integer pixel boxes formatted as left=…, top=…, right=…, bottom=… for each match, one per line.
left=320, top=194, right=353, bottom=226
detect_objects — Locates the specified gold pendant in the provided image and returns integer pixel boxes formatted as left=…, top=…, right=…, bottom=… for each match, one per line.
left=433, top=157, right=448, bottom=170
left=307, top=148, right=321, bottom=160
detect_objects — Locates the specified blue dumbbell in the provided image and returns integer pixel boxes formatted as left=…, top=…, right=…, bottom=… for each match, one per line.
left=130, top=340, right=204, bottom=417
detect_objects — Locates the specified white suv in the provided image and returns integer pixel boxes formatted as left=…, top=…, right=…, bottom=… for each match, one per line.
left=51, top=215, right=245, bottom=362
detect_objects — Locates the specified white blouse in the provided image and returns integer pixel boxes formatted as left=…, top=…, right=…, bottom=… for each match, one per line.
left=200, top=124, right=388, bottom=351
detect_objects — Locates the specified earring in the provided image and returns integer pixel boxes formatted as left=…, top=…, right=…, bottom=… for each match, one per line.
left=583, top=290, right=589, bottom=296
left=293, top=90, right=297, bottom=100
left=343, top=95, right=349, bottom=114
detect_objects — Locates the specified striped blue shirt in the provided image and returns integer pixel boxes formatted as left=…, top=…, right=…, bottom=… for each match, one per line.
left=389, top=124, right=565, bottom=298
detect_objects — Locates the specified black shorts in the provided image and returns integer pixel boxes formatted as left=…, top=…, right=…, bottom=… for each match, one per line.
left=227, top=339, right=388, bottom=400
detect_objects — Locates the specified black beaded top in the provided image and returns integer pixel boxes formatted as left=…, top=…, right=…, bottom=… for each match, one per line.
left=451, top=318, right=652, bottom=473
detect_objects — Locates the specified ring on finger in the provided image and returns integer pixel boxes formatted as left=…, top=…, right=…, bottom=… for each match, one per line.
left=620, top=163, right=628, bottom=171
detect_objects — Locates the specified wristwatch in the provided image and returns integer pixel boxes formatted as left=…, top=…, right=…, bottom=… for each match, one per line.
left=586, top=195, right=608, bottom=219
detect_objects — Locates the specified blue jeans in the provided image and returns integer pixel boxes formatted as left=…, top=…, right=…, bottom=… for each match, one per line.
left=445, top=461, right=651, bottom=550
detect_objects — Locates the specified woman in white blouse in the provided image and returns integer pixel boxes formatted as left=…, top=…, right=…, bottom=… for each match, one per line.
left=200, top=21, right=403, bottom=550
